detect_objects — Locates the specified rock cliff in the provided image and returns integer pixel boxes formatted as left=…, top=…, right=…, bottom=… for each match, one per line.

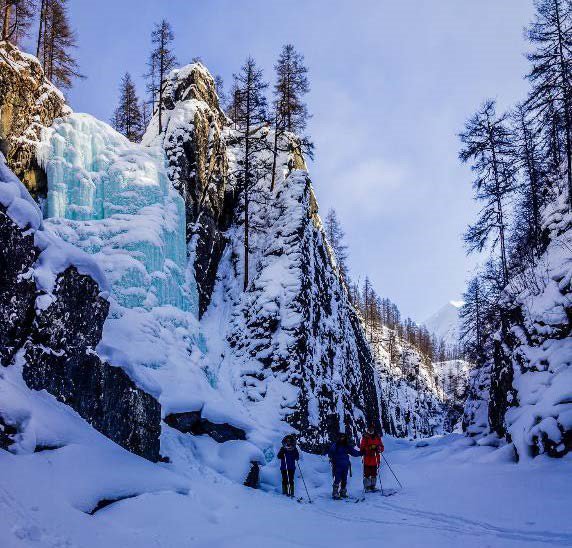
left=0, top=41, right=68, bottom=199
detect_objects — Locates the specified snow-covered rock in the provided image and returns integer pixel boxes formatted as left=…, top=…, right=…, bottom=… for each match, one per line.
left=463, top=180, right=572, bottom=459
left=143, top=63, right=231, bottom=316
left=0, top=156, right=161, bottom=460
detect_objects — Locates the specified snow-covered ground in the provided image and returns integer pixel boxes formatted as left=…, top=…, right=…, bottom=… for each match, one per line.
left=1, top=359, right=570, bottom=548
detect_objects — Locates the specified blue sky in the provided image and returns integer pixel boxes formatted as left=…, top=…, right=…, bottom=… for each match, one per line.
left=61, top=0, right=533, bottom=322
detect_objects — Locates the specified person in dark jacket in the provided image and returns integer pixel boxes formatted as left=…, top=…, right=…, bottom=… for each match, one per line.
left=277, top=435, right=300, bottom=497
left=328, top=432, right=362, bottom=499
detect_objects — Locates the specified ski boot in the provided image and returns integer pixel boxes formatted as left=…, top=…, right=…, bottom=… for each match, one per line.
left=332, top=482, right=340, bottom=500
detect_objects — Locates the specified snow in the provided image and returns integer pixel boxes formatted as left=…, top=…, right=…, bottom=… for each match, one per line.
left=1, top=358, right=571, bottom=548
left=423, top=301, right=463, bottom=349
left=0, top=153, right=42, bottom=231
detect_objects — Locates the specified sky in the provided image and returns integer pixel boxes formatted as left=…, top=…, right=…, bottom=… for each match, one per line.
left=59, top=0, right=534, bottom=322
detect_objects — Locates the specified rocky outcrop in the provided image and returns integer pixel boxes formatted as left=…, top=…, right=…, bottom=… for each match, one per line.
left=164, top=411, right=246, bottom=443
left=0, top=160, right=161, bottom=462
left=223, top=169, right=381, bottom=453
left=23, top=267, right=161, bottom=462
left=0, top=41, right=68, bottom=199
left=0, top=203, right=38, bottom=366
left=144, top=64, right=234, bottom=316
left=0, top=415, right=18, bottom=450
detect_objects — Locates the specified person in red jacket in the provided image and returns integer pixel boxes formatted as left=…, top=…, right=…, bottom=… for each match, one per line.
left=360, top=423, right=384, bottom=492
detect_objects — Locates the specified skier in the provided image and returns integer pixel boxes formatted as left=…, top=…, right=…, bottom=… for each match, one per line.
left=360, top=423, right=384, bottom=492
left=277, top=435, right=299, bottom=497
left=328, top=432, right=362, bottom=499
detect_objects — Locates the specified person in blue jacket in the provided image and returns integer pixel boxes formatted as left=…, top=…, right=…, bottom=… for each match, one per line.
left=328, top=432, right=363, bottom=499
left=277, top=435, right=300, bottom=497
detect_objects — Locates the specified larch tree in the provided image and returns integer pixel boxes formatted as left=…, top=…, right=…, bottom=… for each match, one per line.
left=511, top=102, right=546, bottom=259
left=324, top=208, right=349, bottom=282
left=1, top=0, right=36, bottom=45
left=460, top=276, right=485, bottom=361
left=525, top=0, right=572, bottom=209
left=270, top=44, right=313, bottom=191
left=140, top=99, right=151, bottom=132
left=226, top=80, right=241, bottom=128
left=232, top=57, right=269, bottom=291
left=214, top=74, right=227, bottom=110
left=146, top=19, right=177, bottom=135
left=112, top=72, right=144, bottom=142
left=37, top=0, right=82, bottom=89
left=459, top=100, right=516, bottom=286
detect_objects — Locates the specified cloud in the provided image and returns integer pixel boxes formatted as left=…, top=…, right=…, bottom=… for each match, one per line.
left=316, top=157, right=408, bottom=219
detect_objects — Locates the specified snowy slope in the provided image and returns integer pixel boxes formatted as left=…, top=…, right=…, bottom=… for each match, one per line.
left=463, top=172, right=572, bottom=460
left=424, top=301, right=463, bottom=348
left=1, top=362, right=571, bottom=548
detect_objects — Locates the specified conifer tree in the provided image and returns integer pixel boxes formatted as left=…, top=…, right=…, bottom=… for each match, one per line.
left=270, top=44, right=313, bottom=191
left=232, top=57, right=269, bottom=291
left=37, top=0, right=82, bottom=89
left=525, top=0, right=572, bottom=209
left=140, top=99, right=151, bottom=132
left=459, top=100, right=516, bottom=286
left=324, top=208, right=349, bottom=282
left=111, top=72, right=144, bottom=142
left=146, top=19, right=177, bottom=134
left=214, top=74, right=227, bottom=109
left=510, top=102, right=546, bottom=258
left=1, top=0, right=36, bottom=45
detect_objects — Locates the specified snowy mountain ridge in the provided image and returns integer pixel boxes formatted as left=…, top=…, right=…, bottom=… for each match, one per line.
left=423, top=300, right=463, bottom=349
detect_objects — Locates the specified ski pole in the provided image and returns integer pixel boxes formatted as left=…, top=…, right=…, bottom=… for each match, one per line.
left=297, top=462, right=312, bottom=503
left=377, top=466, right=384, bottom=496
left=382, top=454, right=402, bottom=489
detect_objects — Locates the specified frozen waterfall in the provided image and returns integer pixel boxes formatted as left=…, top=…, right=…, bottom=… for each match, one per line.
left=39, top=113, right=198, bottom=314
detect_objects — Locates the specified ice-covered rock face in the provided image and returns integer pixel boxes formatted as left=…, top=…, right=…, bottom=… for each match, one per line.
left=39, top=113, right=197, bottom=313
left=0, top=42, right=69, bottom=198
left=143, top=64, right=232, bottom=316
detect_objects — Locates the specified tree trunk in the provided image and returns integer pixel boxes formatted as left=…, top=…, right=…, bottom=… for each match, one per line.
left=488, top=119, right=509, bottom=286
left=36, top=0, right=46, bottom=57
left=554, top=0, right=572, bottom=209
left=2, top=2, right=12, bottom=41
left=158, top=33, right=165, bottom=134
left=243, top=71, right=252, bottom=291
left=270, top=113, right=279, bottom=192
left=521, top=113, right=541, bottom=254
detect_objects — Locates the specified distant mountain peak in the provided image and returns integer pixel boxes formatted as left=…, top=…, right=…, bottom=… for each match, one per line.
left=423, top=301, right=462, bottom=347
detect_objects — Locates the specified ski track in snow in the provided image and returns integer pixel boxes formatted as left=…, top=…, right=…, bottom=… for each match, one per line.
left=313, top=498, right=572, bottom=546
